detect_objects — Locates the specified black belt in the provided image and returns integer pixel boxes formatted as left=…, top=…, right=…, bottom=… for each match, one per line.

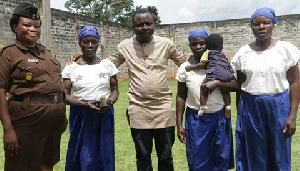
left=12, top=92, right=65, bottom=104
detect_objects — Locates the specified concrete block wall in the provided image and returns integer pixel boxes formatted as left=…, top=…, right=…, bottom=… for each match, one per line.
left=50, top=9, right=133, bottom=69
left=1, top=0, right=299, bottom=79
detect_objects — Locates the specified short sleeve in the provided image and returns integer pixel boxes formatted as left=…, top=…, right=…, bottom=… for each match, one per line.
left=176, top=62, right=188, bottom=82
left=108, top=45, right=126, bottom=68
left=200, top=50, right=209, bottom=61
left=230, top=49, right=242, bottom=71
left=105, top=59, right=119, bottom=77
left=61, top=64, right=71, bottom=79
left=168, top=40, right=188, bottom=66
left=0, top=52, right=12, bottom=90
left=284, top=42, right=300, bottom=69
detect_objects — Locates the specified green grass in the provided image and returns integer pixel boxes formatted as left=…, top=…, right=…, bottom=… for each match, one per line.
left=1, top=80, right=300, bottom=170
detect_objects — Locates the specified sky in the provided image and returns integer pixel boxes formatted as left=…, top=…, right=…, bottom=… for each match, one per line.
left=50, top=0, right=300, bottom=24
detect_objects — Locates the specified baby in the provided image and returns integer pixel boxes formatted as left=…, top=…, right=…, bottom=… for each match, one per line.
left=186, top=34, right=234, bottom=117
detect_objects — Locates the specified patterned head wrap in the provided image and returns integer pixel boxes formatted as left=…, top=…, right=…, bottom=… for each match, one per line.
left=188, top=29, right=209, bottom=41
left=78, top=26, right=100, bottom=42
left=250, top=7, right=278, bottom=25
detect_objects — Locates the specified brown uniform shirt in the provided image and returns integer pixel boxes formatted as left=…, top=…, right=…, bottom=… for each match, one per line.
left=109, top=35, right=188, bottom=129
left=0, top=41, right=63, bottom=121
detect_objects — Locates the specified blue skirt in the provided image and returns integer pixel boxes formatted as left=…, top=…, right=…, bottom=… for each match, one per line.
left=236, top=90, right=291, bottom=171
left=65, top=102, right=115, bottom=171
left=185, top=107, right=234, bottom=171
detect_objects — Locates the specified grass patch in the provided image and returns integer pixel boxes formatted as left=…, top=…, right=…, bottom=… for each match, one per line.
left=0, top=80, right=300, bottom=170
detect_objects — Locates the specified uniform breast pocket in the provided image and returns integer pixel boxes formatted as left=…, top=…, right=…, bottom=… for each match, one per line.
left=49, top=58, right=61, bottom=73
left=13, top=63, right=46, bottom=81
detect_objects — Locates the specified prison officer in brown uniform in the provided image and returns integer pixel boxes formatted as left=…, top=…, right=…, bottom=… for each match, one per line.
left=0, top=2, right=67, bottom=171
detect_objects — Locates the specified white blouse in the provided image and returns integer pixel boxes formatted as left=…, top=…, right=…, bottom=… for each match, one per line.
left=176, top=62, right=224, bottom=113
left=62, top=59, right=119, bottom=100
left=231, top=41, right=300, bottom=95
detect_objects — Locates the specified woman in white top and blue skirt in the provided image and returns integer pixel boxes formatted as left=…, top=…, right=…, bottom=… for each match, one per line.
left=62, top=26, right=119, bottom=171
left=231, top=7, right=300, bottom=171
left=176, top=29, right=237, bottom=170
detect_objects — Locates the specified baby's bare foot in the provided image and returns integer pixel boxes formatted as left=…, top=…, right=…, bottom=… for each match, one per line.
left=225, top=106, right=231, bottom=118
left=198, top=106, right=208, bottom=117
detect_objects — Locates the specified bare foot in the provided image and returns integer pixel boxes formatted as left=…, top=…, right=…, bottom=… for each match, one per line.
left=225, top=106, right=231, bottom=118
left=198, top=106, right=208, bottom=117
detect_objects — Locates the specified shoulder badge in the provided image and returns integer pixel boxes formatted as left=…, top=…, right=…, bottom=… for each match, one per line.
left=46, top=48, right=57, bottom=58
left=0, top=43, right=16, bottom=56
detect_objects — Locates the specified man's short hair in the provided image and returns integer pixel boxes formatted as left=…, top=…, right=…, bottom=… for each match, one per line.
left=132, top=8, right=153, bottom=26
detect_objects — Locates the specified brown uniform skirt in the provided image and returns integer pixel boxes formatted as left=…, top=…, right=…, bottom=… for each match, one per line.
left=5, top=99, right=66, bottom=171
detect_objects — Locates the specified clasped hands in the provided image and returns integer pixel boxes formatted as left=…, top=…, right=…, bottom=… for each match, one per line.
left=85, top=100, right=112, bottom=114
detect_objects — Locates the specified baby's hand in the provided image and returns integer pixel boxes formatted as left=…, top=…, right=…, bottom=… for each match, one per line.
left=185, top=65, right=192, bottom=72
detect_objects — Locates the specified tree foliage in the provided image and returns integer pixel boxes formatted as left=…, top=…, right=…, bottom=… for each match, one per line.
left=64, top=0, right=161, bottom=26
left=65, top=0, right=134, bottom=23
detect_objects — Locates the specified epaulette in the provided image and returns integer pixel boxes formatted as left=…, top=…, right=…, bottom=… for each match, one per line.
left=0, top=43, right=15, bottom=56
left=36, top=43, right=57, bottom=58
left=46, top=48, right=57, bottom=58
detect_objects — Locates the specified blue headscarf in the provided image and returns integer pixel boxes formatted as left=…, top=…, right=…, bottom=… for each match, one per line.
left=250, top=7, right=278, bottom=25
left=78, top=26, right=100, bottom=42
left=188, top=29, right=209, bottom=41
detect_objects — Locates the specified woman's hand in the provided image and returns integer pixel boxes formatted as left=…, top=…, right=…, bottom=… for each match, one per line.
left=284, top=64, right=299, bottom=138
left=86, top=101, right=112, bottom=114
left=176, top=81, right=188, bottom=144
left=86, top=101, right=102, bottom=112
left=98, top=106, right=111, bottom=113
left=202, top=80, right=220, bottom=93
left=177, top=126, right=186, bottom=144
left=203, top=79, right=239, bottom=94
left=283, top=116, right=296, bottom=138
left=0, top=89, right=19, bottom=155
left=4, top=127, right=19, bottom=155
